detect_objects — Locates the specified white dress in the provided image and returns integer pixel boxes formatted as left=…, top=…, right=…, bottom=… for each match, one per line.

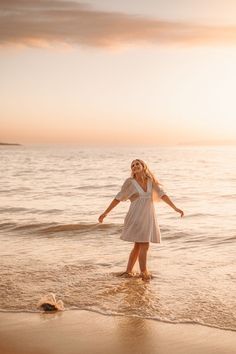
left=115, top=177, right=166, bottom=243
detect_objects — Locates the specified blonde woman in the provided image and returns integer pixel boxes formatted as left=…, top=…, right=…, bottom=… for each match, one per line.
left=98, top=159, right=184, bottom=280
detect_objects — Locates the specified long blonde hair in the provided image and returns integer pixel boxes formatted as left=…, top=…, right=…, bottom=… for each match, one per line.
left=130, top=159, right=161, bottom=185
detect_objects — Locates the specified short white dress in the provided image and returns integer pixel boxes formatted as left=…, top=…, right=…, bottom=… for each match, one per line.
left=115, top=177, right=166, bottom=243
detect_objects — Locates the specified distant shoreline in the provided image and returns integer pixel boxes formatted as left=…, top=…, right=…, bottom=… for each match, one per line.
left=0, top=142, right=21, bottom=146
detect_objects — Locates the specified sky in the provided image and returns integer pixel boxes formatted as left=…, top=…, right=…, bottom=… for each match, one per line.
left=1, top=0, right=236, bottom=146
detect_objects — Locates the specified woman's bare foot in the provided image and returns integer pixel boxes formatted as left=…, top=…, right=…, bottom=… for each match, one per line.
left=140, top=271, right=152, bottom=281
left=118, top=271, right=136, bottom=278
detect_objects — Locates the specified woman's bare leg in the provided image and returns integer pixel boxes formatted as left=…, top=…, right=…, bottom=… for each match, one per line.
left=138, top=242, right=149, bottom=273
left=125, top=242, right=141, bottom=273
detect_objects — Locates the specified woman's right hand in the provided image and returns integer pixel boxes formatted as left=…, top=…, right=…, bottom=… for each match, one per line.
left=175, top=208, right=184, bottom=217
left=98, top=213, right=107, bottom=223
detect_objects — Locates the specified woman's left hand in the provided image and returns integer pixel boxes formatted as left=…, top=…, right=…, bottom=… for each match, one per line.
left=175, top=208, right=184, bottom=217
left=98, top=213, right=107, bottom=223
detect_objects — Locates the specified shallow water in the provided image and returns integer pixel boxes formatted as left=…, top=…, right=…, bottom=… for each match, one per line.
left=0, top=145, right=236, bottom=331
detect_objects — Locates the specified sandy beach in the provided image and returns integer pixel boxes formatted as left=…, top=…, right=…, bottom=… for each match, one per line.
left=0, top=310, right=235, bottom=354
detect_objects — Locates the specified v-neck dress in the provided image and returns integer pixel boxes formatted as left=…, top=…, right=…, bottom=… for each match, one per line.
left=115, top=177, right=166, bottom=243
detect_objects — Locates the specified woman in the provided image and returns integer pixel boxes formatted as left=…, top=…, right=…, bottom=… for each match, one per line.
left=98, top=159, right=184, bottom=280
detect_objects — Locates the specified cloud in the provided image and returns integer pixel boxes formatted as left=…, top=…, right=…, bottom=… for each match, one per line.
left=1, top=0, right=236, bottom=49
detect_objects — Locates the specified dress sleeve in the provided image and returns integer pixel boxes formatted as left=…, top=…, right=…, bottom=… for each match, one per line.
left=152, top=182, right=167, bottom=202
left=115, top=178, right=136, bottom=202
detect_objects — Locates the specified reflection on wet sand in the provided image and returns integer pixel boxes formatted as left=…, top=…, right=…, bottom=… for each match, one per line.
left=99, top=276, right=160, bottom=317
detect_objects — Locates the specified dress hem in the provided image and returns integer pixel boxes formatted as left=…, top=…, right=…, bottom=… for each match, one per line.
left=120, top=237, right=161, bottom=244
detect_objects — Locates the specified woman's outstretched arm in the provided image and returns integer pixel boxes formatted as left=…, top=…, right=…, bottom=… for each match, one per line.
left=161, top=195, right=184, bottom=217
left=98, top=198, right=120, bottom=223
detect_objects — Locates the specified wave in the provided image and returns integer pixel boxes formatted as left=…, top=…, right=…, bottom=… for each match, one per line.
left=0, top=207, right=28, bottom=213
left=184, top=213, right=215, bottom=218
left=80, top=308, right=236, bottom=332
left=0, top=207, right=63, bottom=216
left=0, top=207, right=54, bottom=214
left=0, top=307, right=235, bottom=332
left=0, top=187, right=31, bottom=193
left=219, top=194, right=236, bottom=200
left=163, top=231, right=190, bottom=240
left=74, top=184, right=117, bottom=190
left=0, top=222, right=17, bottom=230
left=40, top=223, right=121, bottom=234
left=13, top=223, right=54, bottom=231
left=211, top=235, right=236, bottom=245
left=0, top=221, right=122, bottom=235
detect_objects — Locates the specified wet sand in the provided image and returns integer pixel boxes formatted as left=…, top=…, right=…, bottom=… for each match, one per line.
left=0, top=311, right=235, bottom=354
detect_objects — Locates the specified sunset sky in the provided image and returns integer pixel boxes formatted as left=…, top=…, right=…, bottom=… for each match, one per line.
left=1, top=0, right=236, bottom=145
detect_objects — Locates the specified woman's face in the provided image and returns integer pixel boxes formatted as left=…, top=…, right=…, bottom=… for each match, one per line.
left=131, top=160, right=143, bottom=174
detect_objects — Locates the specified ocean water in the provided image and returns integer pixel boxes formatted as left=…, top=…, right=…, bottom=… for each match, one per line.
left=0, top=145, right=236, bottom=331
